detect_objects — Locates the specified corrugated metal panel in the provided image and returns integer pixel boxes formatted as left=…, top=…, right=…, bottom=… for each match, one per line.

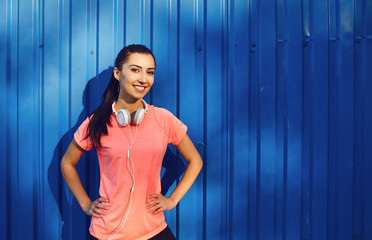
left=1, top=0, right=371, bottom=239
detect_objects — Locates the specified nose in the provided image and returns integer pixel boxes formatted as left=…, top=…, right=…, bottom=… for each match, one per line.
left=138, top=72, right=147, bottom=84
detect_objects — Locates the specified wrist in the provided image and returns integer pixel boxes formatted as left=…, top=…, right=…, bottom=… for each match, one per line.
left=81, top=200, right=92, bottom=212
left=168, top=196, right=179, bottom=206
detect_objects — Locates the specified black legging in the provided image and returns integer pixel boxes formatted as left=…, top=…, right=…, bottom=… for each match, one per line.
left=89, top=226, right=176, bottom=240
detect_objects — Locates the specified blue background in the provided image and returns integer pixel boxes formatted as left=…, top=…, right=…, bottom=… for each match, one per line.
left=1, top=0, right=372, bottom=239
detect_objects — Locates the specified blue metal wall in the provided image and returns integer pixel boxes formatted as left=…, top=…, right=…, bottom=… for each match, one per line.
left=1, top=0, right=371, bottom=239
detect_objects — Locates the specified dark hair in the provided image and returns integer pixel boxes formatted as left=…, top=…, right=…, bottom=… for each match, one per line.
left=86, top=44, right=155, bottom=148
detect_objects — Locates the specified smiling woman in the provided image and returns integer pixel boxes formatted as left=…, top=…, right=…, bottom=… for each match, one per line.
left=113, top=53, right=155, bottom=108
left=60, top=45, right=203, bottom=240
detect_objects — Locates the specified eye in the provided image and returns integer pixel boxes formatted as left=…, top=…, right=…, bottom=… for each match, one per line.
left=131, top=68, right=139, bottom=73
left=147, top=71, right=155, bottom=76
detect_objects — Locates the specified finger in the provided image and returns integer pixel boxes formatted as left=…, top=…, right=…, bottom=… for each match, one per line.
left=93, top=208, right=106, bottom=215
left=98, top=197, right=110, bottom=203
left=146, top=204, right=159, bottom=212
left=91, top=212, right=102, bottom=218
left=153, top=207, right=164, bottom=215
left=88, top=207, right=103, bottom=217
left=96, top=203, right=110, bottom=210
left=148, top=193, right=160, bottom=199
left=146, top=203, right=161, bottom=212
left=145, top=200, right=159, bottom=207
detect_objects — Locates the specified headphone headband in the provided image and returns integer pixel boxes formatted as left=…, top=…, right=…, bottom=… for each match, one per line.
left=112, top=99, right=148, bottom=126
left=112, top=99, right=148, bottom=114
left=141, top=99, right=148, bottom=112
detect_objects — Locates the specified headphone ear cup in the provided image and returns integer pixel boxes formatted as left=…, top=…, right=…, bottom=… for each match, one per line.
left=117, top=109, right=131, bottom=126
left=133, top=108, right=145, bottom=125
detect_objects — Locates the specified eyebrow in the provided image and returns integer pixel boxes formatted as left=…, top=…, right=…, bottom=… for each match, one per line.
left=129, top=64, right=155, bottom=70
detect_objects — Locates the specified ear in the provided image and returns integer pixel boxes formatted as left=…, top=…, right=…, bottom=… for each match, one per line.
left=113, top=67, right=120, bottom=81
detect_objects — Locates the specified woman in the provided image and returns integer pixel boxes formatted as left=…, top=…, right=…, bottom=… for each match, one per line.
left=61, top=44, right=203, bottom=240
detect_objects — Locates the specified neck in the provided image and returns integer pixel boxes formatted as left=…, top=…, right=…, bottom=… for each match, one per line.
left=115, top=98, right=144, bottom=114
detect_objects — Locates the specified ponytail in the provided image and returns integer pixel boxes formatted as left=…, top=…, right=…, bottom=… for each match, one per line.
left=85, top=44, right=155, bottom=148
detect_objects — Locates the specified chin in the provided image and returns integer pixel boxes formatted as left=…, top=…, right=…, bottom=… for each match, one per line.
left=131, top=92, right=148, bottom=100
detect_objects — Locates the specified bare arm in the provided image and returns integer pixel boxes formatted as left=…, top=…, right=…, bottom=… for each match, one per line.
left=146, top=133, right=203, bottom=214
left=61, top=139, right=109, bottom=217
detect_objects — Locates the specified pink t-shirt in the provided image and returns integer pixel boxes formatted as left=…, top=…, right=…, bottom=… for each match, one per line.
left=74, top=104, right=187, bottom=240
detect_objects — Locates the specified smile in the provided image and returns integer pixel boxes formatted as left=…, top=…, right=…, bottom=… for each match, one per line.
left=134, top=85, right=146, bottom=91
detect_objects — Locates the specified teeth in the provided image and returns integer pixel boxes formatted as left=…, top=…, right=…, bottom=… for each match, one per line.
left=134, top=86, right=145, bottom=90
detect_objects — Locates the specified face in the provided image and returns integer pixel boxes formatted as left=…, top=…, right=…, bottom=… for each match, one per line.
left=114, top=53, right=155, bottom=102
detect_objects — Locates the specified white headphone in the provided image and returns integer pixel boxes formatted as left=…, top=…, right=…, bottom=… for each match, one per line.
left=112, top=99, right=148, bottom=126
left=107, top=100, right=147, bottom=240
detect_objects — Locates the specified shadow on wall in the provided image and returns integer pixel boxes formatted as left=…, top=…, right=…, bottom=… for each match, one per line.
left=47, top=67, right=185, bottom=240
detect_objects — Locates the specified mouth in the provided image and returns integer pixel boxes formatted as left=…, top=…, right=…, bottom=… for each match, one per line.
left=133, top=85, right=146, bottom=92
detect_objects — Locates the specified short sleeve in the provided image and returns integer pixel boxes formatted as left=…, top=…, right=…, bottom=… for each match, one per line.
left=74, top=117, right=93, bottom=151
left=165, top=111, right=188, bottom=146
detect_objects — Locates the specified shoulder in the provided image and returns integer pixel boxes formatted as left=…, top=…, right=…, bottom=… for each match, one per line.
left=152, top=106, right=174, bottom=117
left=77, top=116, right=92, bottom=130
left=74, top=115, right=94, bottom=151
left=148, top=105, right=177, bottom=130
left=149, top=105, right=187, bottom=145
left=151, top=106, right=177, bottom=124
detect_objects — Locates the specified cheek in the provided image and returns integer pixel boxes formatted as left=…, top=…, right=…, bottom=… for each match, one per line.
left=120, top=75, right=134, bottom=85
left=148, top=78, right=155, bottom=86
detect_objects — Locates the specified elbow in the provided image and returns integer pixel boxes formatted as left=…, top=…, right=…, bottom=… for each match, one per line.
left=60, top=157, right=68, bottom=176
left=199, top=157, right=203, bottom=169
left=186, top=156, right=203, bottom=172
left=195, top=156, right=203, bottom=172
left=60, top=156, right=74, bottom=177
